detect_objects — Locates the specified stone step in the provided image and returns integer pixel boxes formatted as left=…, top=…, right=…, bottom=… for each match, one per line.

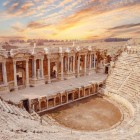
left=2, top=101, right=14, bottom=114
left=0, top=99, right=10, bottom=113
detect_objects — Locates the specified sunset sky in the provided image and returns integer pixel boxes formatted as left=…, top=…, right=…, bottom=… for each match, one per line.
left=0, top=0, right=140, bottom=40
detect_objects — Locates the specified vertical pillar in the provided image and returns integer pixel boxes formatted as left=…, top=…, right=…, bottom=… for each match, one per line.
left=13, top=60, right=18, bottom=90
left=38, top=99, right=41, bottom=111
left=2, top=61, right=8, bottom=86
left=73, top=92, right=75, bottom=100
left=60, top=94, right=62, bottom=104
left=66, top=92, right=68, bottom=103
left=26, top=60, right=29, bottom=87
left=40, top=58, right=44, bottom=78
left=89, top=53, right=92, bottom=70
left=73, top=55, right=75, bottom=73
left=94, top=54, right=96, bottom=69
left=84, top=55, right=87, bottom=76
left=94, top=84, right=96, bottom=93
left=91, top=54, right=93, bottom=68
left=77, top=54, right=80, bottom=77
left=92, top=84, right=95, bottom=94
left=47, top=56, right=51, bottom=83
left=64, top=57, right=67, bottom=72
left=33, top=59, right=37, bottom=79
left=88, top=87, right=90, bottom=95
left=60, top=54, right=64, bottom=80
left=67, top=55, right=70, bottom=73
left=29, top=100, right=32, bottom=113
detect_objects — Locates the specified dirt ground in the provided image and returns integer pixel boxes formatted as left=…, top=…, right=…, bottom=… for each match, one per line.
left=45, top=95, right=122, bottom=131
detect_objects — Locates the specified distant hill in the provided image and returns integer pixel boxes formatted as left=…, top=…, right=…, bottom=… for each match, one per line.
left=104, top=38, right=131, bottom=42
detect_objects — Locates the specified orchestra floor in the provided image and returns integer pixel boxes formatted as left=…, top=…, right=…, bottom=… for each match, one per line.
left=45, top=95, right=122, bottom=131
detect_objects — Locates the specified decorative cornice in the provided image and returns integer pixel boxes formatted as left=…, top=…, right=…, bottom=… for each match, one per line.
left=0, top=50, right=8, bottom=58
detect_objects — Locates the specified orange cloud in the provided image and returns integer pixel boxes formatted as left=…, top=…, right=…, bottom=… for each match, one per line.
left=27, top=21, right=51, bottom=29
left=1, top=0, right=140, bottom=40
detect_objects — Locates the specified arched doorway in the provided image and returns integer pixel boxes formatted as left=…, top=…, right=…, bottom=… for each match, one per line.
left=16, top=61, right=26, bottom=89
left=50, top=62, right=57, bottom=79
left=17, top=69, right=26, bottom=86
left=41, top=100, right=47, bottom=110
left=62, top=94, right=67, bottom=103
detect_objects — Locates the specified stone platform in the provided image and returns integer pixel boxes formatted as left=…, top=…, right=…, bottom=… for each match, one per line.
left=0, top=73, right=106, bottom=104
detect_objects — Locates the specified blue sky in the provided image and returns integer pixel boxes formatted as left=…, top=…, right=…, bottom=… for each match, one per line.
left=0, top=0, right=140, bottom=40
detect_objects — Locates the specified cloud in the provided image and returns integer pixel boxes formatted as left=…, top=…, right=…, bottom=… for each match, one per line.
left=4, top=0, right=35, bottom=17
left=0, top=36, right=25, bottom=40
left=55, top=0, right=140, bottom=32
left=105, top=21, right=140, bottom=38
left=109, top=23, right=140, bottom=30
left=0, top=0, right=140, bottom=40
left=2, top=1, right=10, bottom=6
left=58, top=0, right=73, bottom=7
left=27, top=21, right=51, bottom=29
left=11, top=22, right=25, bottom=32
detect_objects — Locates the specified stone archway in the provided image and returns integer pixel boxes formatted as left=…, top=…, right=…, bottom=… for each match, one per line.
left=62, top=94, right=67, bottom=103
left=55, top=96, right=61, bottom=105
left=41, top=100, right=47, bottom=110
left=73, top=91, right=79, bottom=100
left=50, top=62, right=58, bottom=79
left=80, top=56, right=84, bottom=71
left=16, top=67, right=26, bottom=87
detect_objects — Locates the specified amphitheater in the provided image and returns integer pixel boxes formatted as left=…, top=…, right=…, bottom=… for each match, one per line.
left=0, top=39, right=140, bottom=140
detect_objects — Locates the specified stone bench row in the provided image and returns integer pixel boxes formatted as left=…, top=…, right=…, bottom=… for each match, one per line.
left=0, top=99, right=34, bottom=120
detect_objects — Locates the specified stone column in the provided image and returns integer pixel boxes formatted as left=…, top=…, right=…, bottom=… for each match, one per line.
left=93, top=84, right=96, bottom=93
left=40, top=58, right=44, bottom=78
left=33, top=59, right=37, bottom=79
left=26, top=60, right=29, bottom=87
left=47, top=56, right=51, bottom=84
left=67, top=55, right=70, bottom=73
left=60, top=54, right=64, bottom=80
left=66, top=93, right=68, bottom=103
left=89, top=53, right=92, bottom=70
left=89, top=87, right=90, bottom=95
left=64, top=57, right=67, bottom=72
left=2, top=61, right=8, bottom=86
left=60, top=94, right=62, bottom=104
left=38, top=99, right=41, bottom=111
left=73, top=55, right=75, bottom=73
left=84, top=55, right=87, bottom=76
left=29, top=100, right=32, bottom=113
left=94, top=54, right=96, bottom=69
left=13, top=60, right=18, bottom=90
left=77, top=55, right=80, bottom=77
left=91, top=54, right=93, bottom=68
